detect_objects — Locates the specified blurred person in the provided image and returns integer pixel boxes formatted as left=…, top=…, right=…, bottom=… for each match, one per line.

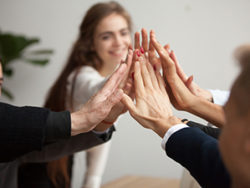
left=18, top=2, right=133, bottom=188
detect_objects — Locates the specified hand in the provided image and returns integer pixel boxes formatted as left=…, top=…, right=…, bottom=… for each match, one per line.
left=150, top=31, right=225, bottom=127
left=71, top=62, right=128, bottom=135
left=150, top=31, right=198, bottom=111
left=96, top=49, right=134, bottom=131
left=122, top=55, right=181, bottom=138
left=169, top=49, right=213, bottom=102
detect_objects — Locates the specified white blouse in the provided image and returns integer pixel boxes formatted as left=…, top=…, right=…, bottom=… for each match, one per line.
left=66, top=66, right=107, bottom=111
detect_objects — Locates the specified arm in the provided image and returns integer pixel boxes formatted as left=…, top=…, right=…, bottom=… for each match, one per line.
left=165, top=128, right=230, bottom=188
left=0, top=62, right=128, bottom=162
left=19, top=129, right=114, bottom=163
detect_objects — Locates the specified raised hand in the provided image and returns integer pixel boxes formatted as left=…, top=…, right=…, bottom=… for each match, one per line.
left=150, top=31, right=225, bottom=127
left=97, top=49, right=134, bottom=130
left=169, top=50, right=213, bottom=102
left=71, top=62, right=128, bottom=135
left=121, top=55, right=181, bottom=137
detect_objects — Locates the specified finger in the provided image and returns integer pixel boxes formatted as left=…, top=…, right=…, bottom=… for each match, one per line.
left=185, top=75, right=196, bottom=94
left=170, top=50, right=188, bottom=81
left=134, top=32, right=140, bottom=49
left=185, top=75, right=193, bottom=88
left=155, top=71, right=166, bottom=93
left=141, top=28, right=149, bottom=52
left=150, top=31, right=176, bottom=78
left=134, top=61, right=145, bottom=97
left=120, top=49, right=134, bottom=88
left=149, top=34, right=161, bottom=71
left=101, top=63, right=127, bottom=95
left=145, top=61, right=159, bottom=90
left=164, top=44, right=171, bottom=55
left=121, top=93, right=137, bottom=115
left=140, top=57, right=154, bottom=89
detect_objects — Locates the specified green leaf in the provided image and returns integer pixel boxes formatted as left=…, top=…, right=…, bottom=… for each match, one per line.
left=24, top=59, right=49, bottom=66
left=28, top=49, right=54, bottom=55
left=2, top=87, right=14, bottom=100
left=0, top=32, right=39, bottom=64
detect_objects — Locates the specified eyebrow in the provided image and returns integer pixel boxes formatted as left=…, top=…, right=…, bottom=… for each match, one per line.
left=98, top=27, right=129, bottom=37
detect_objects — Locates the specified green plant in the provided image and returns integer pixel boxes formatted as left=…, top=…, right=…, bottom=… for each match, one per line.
left=0, top=30, right=53, bottom=99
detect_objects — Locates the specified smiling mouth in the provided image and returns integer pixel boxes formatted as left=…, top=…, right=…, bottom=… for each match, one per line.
left=109, top=49, right=127, bottom=57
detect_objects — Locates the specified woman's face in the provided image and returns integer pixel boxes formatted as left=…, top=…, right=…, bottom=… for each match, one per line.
left=93, top=13, right=132, bottom=66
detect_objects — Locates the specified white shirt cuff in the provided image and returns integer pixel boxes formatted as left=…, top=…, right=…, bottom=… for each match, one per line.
left=161, top=124, right=189, bottom=150
left=208, top=89, right=230, bottom=106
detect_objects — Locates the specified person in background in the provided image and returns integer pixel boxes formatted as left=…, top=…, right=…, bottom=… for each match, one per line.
left=18, top=2, right=134, bottom=188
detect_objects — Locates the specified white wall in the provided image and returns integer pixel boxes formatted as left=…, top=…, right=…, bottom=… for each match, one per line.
left=1, top=0, right=250, bottom=186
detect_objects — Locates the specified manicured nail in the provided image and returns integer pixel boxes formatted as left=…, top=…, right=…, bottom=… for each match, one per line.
left=136, top=50, right=141, bottom=57
left=140, top=47, right=144, bottom=54
left=131, top=72, right=134, bottom=81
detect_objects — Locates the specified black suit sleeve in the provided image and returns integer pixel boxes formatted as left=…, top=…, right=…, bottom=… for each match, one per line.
left=186, top=121, right=221, bottom=139
left=0, top=102, right=71, bottom=162
left=165, top=127, right=231, bottom=188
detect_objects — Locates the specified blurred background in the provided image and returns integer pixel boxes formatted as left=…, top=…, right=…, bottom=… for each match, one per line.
left=0, top=0, right=250, bottom=186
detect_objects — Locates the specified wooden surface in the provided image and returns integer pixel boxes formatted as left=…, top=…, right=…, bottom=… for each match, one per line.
left=102, top=175, right=180, bottom=188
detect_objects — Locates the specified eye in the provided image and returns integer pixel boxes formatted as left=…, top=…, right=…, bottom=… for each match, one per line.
left=121, top=30, right=129, bottom=36
left=101, top=35, right=111, bottom=40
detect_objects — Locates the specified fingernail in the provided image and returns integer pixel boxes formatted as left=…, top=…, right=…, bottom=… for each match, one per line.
left=131, top=72, right=134, bottom=81
left=140, top=47, right=144, bottom=54
left=136, top=50, right=141, bottom=57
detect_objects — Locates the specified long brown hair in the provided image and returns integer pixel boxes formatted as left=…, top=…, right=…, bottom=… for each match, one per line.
left=45, top=2, right=132, bottom=187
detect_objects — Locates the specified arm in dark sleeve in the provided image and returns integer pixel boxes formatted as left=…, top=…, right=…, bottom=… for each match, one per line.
left=165, top=127, right=231, bottom=188
left=0, top=102, right=71, bottom=162
left=186, top=121, right=221, bottom=139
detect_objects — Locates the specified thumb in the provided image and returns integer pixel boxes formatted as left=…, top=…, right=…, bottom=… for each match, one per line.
left=121, top=93, right=137, bottom=115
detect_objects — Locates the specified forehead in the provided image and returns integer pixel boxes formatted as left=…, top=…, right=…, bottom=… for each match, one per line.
left=95, top=13, right=128, bottom=34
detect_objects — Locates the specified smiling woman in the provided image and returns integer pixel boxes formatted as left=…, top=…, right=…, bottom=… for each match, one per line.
left=18, top=2, right=133, bottom=188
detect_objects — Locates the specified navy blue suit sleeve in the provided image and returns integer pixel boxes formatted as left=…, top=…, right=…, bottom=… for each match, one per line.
left=165, top=127, right=231, bottom=188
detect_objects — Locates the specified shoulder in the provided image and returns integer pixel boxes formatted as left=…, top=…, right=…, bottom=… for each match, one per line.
left=68, top=66, right=103, bottom=83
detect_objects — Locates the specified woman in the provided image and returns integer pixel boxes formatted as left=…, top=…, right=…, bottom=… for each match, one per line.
left=18, top=2, right=133, bottom=188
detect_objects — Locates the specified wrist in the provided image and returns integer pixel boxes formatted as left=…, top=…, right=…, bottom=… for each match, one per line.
left=70, top=109, right=91, bottom=136
left=154, top=116, right=182, bottom=138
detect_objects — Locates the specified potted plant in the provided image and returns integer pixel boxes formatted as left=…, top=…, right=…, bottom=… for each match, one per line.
left=0, top=30, right=53, bottom=99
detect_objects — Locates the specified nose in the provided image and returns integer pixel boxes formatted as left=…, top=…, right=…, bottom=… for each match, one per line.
left=113, top=34, right=123, bottom=47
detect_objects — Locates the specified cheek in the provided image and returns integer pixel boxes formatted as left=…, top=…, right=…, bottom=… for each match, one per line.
left=125, top=36, right=132, bottom=46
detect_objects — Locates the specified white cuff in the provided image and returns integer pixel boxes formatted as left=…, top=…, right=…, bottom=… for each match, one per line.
left=161, top=124, right=189, bottom=150
left=208, top=89, right=230, bottom=106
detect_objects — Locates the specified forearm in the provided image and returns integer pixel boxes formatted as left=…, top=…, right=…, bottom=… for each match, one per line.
left=70, top=109, right=91, bottom=136
left=187, top=97, right=226, bottom=128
